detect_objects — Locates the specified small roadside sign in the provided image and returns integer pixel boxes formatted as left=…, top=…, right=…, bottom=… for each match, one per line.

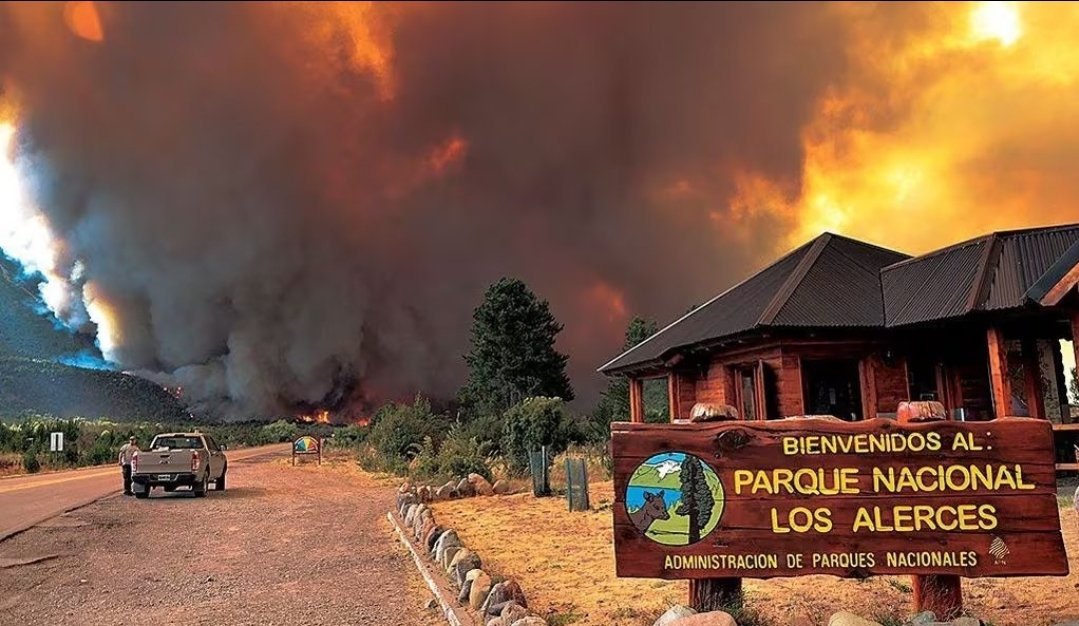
left=49, top=432, right=64, bottom=452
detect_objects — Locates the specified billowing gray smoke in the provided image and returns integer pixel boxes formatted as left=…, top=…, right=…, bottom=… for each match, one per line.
left=0, top=2, right=848, bottom=419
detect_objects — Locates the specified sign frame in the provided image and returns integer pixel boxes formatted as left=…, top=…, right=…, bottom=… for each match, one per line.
left=612, top=417, right=1067, bottom=581
left=292, top=435, right=322, bottom=465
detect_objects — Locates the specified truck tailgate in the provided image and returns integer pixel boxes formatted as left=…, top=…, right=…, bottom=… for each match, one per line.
left=135, top=451, right=194, bottom=474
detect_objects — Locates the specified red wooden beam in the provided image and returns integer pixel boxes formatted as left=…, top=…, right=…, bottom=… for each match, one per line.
left=667, top=373, right=678, bottom=423
left=987, top=327, right=1012, bottom=418
left=629, top=377, right=644, bottom=423
left=1021, top=338, right=1045, bottom=419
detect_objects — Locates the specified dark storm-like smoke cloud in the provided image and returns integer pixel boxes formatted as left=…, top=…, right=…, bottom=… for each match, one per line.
left=0, top=2, right=848, bottom=418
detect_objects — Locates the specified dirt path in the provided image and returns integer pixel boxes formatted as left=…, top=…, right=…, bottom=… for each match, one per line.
left=0, top=454, right=442, bottom=626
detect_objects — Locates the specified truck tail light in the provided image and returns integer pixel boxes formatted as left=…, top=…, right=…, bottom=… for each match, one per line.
left=191, top=453, right=200, bottom=472
left=131, top=451, right=138, bottom=473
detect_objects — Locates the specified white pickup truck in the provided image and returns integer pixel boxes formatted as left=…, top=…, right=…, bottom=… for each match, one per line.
left=131, top=432, right=228, bottom=499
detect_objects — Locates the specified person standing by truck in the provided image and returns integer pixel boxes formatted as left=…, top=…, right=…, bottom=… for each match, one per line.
left=118, top=437, right=140, bottom=496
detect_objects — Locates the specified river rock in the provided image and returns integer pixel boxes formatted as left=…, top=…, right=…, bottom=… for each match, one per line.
left=418, top=485, right=433, bottom=502
left=396, top=492, right=417, bottom=515
left=482, top=580, right=527, bottom=614
left=500, top=602, right=529, bottom=624
left=403, top=504, right=419, bottom=526
left=487, top=619, right=507, bottom=626
left=459, top=568, right=483, bottom=603
left=668, top=612, right=737, bottom=626
left=510, top=618, right=547, bottom=626
left=417, top=516, right=436, bottom=542
left=469, top=570, right=493, bottom=610
left=827, top=612, right=882, bottom=626
left=433, top=529, right=461, bottom=562
left=457, top=477, right=476, bottom=497
left=441, top=546, right=461, bottom=570
left=468, top=473, right=495, bottom=496
left=449, top=549, right=482, bottom=586
left=951, top=619, right=982, bottom=626
left=399, top=480, right=411, bottom=493
left=493, top=479, right=511, bottom=495
left=654, top=605, right=697, bottom=626
left=424, top=525, right=443, bottom=552
left=436, top=481, right=456, bottom=500
left=908, top=612, right=936, bottom=625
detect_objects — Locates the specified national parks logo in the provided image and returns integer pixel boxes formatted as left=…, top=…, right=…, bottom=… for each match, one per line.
left=626, top=452, right=725, bottom=546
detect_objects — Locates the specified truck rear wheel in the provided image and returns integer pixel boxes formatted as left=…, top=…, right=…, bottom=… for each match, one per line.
left=216, top=470, right=226, bottom=491
left=194, top=475, right=208, bottom=498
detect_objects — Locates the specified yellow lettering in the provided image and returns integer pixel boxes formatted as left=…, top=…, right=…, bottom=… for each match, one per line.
left=734, top=470, right=754, bottom=495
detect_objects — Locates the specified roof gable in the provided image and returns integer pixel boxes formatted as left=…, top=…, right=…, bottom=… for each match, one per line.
left=599, top=233, right=908, bottom=373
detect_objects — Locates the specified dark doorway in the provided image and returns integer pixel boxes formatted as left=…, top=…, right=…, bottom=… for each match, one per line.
left=802, top=359, right=863, bottom=420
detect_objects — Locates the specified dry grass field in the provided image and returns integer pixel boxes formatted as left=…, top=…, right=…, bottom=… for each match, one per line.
left=433, top=480, right=1079, bottom=626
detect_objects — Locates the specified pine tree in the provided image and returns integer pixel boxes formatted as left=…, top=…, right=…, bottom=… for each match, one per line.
left=677, top=455, right=714, bottom=544
left=590, top=317, right=666, bottom=431
left=459, top=278, right=573, bottom=418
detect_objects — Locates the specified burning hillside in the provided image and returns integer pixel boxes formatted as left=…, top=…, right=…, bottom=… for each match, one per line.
left=0, top=2, right=1077, bottom=419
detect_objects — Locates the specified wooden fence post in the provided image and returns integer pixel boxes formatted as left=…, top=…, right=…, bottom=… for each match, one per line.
left=897, top=400, right=962, bottom=619
left=689, top=578, right=742, bottom=612
left=912, top=574, right=963, bottom=620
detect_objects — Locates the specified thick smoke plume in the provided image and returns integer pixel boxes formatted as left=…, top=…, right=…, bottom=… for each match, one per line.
left=0, top=2, right=849, bottom=418
left=15, top=2, right=1074, bottom=420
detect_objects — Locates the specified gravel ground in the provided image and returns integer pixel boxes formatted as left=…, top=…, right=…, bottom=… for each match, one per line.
left=0, top=454, right=443, bottom=626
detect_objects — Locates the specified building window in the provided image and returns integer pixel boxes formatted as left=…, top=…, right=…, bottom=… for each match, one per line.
left=802, top=359, right=863, bottom=421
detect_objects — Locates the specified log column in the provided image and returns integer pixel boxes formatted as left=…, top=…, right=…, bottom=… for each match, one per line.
left=629, top=377, right=644, bottom=423
left=1020, top=338, right=1045, bottom=419
left=987, top=327, right=1012, bottom=418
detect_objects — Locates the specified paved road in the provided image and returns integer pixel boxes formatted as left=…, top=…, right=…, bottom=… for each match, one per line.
left=0, top=443, right=289, bottom=541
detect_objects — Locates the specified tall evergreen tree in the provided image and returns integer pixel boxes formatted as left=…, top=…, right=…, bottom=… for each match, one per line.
left=459, top=278, right=573, bottom=417
left=677, top=454, right=714, bottom=544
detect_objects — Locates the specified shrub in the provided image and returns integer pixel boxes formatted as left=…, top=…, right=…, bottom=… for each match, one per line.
left=367, top=395, right=448, bottom=463
left=412, top=429, right=494, bottom=483
left=22, top=449, right=40, bottom=473
left=502, top=396, right=574, bottom=472
left=333, top=423, right=369, bottom=447
left=259, top=419, right=298, bottom=444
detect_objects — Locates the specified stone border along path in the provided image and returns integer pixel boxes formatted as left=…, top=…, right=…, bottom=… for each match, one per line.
left=388, top=512, right=476, bottom=626
left=394, top=474, right=547, bottom=626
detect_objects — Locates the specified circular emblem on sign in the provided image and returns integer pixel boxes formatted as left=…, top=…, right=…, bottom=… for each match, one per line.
left=626, top=452, right=725, bottom=546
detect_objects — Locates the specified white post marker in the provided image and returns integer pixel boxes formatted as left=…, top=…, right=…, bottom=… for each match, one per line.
left=49, top=432, right=64, bottom=452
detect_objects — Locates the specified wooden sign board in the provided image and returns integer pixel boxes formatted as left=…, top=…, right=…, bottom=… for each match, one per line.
left=292, top=435, right=321, bottom=465
left=611, top=418, right=1067, bottom=579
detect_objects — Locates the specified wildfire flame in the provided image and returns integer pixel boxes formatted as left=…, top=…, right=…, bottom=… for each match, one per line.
left=297, top=409, right=332, bottom=425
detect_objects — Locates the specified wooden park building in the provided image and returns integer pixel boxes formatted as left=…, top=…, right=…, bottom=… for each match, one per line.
left=600, top=223, right=1079, bottom=467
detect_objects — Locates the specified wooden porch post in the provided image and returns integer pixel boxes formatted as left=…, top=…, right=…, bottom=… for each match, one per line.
left=668, top=373, right=679, bottom=422
left=1021, top=338, right=1045, bottom=419
left=1071, top=312, right=1079, bottom=391
left=859, top=357, right=878, bottom=419
left=629, top=377, right=644, bottom=423
left=987, top=327, right=1012, bottom=418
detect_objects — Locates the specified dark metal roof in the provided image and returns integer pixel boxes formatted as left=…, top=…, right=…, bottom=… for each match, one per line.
left=599, top=233, right=909, bottom=373
left=882, top=223, right=1079, bottom=326
left=881, top=237, right=987, bottom=327
left=985, top=225, right=1079, bottom=309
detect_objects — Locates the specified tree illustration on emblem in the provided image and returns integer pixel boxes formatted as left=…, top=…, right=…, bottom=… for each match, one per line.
left=677, top=454, right=714, bottom=544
